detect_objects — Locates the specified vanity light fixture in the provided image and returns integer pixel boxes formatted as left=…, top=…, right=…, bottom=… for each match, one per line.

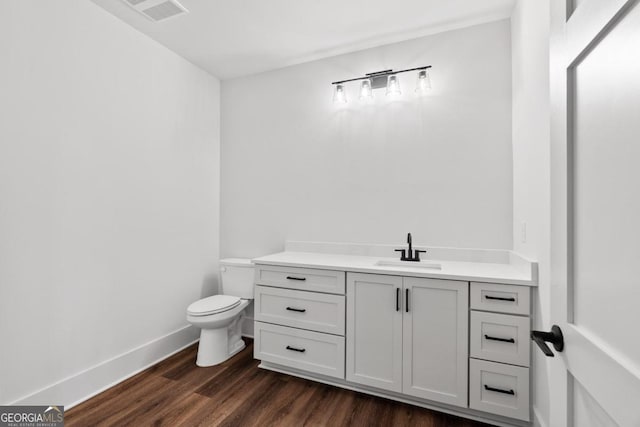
left=331, top=65, right=431, bottom=104
left=359, top=79, right=373, bottom=100
left=333, top=83, right=347, bottom=104
left=386, top=75, right=401, bottom=96
left=415, top=69, right=431, bottom=94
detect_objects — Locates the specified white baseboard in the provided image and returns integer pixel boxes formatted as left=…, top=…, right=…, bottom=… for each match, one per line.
left=11, top=325, right=200, bottom=409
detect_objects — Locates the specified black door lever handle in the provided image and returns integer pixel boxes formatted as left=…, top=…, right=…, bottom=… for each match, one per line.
left=531, top=325, right=564, bottom=357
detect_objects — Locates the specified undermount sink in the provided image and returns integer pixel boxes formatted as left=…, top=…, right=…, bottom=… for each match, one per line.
left=376, top=260, right=442, bottom=270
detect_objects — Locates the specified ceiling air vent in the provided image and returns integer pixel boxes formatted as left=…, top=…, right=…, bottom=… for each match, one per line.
left=122, top=0, right=188, bottom=22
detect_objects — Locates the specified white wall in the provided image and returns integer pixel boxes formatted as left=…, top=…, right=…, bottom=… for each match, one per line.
left=220, top=20, right=513, bottom=258
left=0, top=0, right=220, bottom=405
left=511, top=1, right=551, bottom=426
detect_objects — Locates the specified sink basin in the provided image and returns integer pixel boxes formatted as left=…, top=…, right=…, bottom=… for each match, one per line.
left=375, top=260, right=442, bottom=270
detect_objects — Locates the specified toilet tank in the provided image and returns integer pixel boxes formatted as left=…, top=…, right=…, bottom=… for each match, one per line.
left=219, top=258, right=254, bottom=299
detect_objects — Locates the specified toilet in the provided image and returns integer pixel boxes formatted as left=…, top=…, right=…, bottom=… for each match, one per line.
left=186, top=258, right=254, bottom=367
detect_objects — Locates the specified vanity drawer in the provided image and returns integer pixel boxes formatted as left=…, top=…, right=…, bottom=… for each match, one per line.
left=469, top=358, right=530, bottom=421
left=470, top=282, right=530, bottom=315
left=254, top=322, right=345, bottom=379
left=255, top=265, right=345, bottom=295
left=255, top=285, right=345, bottom=335
left=470, top=311, right=530, bottom=367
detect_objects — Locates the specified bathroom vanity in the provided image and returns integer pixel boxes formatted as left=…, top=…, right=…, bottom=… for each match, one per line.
left=252, top=242, right=536, bottom=427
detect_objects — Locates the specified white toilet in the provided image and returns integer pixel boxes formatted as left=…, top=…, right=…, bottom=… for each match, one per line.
left=186, top=258, right=254, bottom=367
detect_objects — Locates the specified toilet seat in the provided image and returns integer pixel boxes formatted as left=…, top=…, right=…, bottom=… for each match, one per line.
left=187, top=295, right=241, bottom=316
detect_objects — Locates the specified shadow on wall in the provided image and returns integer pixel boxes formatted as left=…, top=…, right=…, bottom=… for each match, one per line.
left=200, top=273, right=219, bottom=298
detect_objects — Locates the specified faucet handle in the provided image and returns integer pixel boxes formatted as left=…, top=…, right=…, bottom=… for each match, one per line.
left=394, top=249, right=406, bottom=261
left=414, top=250, right=427, bottom=261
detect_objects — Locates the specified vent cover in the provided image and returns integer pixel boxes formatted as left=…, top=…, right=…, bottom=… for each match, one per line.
left=122, top=0, right=188, bottom=22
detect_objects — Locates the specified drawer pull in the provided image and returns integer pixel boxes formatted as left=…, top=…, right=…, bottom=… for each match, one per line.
left=286, top=345, right=306, bottom=353
left=285, top=307, right=306, bottom=313
left=286, top=276, right=307, bottom=281
left=484, top=385, right=515, bottom=395
left=396, top=288, right=400, bottom=312
left=485, top=295, right=516, bottom=302
left=484, top=334, right=515, bottom=343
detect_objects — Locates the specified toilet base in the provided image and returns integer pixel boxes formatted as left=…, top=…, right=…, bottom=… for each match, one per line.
left=195, top=313, right=246, bottom=367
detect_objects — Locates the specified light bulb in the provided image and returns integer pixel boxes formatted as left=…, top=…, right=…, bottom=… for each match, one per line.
left=386, top=75, right=401, bottom=96
left=359, top=79, right=373, bottom=100
left=333, top=83, right=347, bottom=104
left=415, top=69, right=431, bottom=94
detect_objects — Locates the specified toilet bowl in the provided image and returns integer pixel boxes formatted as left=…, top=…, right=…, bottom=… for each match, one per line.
left=187, top=258, right=254, bottom=367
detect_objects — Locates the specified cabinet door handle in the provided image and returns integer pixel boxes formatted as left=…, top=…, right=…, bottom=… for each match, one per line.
left=286, top=307, right=306, bottom=313
left=405, top=289, right=410, bottom=313
left=396, top=288, right=400, bottom=311
left=286, top=345, right=306, bottom=353
left=484, top=385, right=515, bottom=395
left=286, top=276, right=306, bottom=281
left=484, top=334, right=515, bottom=343
left=484, top=295, right=515, bottom=302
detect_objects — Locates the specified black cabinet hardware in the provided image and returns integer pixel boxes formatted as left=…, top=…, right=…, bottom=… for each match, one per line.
left=531, top=325, right=564, bottom=357
left=396, top=288, right=400, bottom=311
left=286, top=345, right=306, bottom=353
left=485, top=295, right=516, bottom=302
left=405, top=289, right=410, bottom=312
left=286, top=307, right=306, bottom=313
left=286, top=276, right=306, bottom=281
left=484, top=334, right=515, bottom=343
left=484, top=385, right=515, bottom=395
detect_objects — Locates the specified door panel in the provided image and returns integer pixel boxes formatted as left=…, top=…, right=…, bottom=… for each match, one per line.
left=571, top=374, right=617, bottom=427
left=572, top=0, right=640, bottom=363
left=551, top=0, right=640, bottom=426
left=346, top=273, right=402, bottom=392
left=402, top=277, right=468, bottom=407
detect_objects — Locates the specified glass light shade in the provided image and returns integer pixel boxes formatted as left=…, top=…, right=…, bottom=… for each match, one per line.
left=359, top=79, right=373, bottom=100
left=415, top=69, right=431, bottom=94
left=333, top=84, right=347, bottom=104
left=386, top=75, right=401, bottom=96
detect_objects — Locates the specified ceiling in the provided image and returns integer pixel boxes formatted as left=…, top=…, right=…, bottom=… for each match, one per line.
left=91, top=0, right=516, bottom=80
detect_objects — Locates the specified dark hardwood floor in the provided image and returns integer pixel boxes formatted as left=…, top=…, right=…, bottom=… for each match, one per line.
left=66, top=339, right=494, bottom=427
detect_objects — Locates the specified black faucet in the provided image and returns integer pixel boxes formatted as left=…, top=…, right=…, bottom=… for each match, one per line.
left=395, top=233, right=426, bottom=262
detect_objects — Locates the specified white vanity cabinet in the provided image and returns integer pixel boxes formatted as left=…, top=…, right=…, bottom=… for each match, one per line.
left=253, top=252, right=536, bottom=427
left=346, top=273, right=403, bottom=392
left=346, top=272, right=469, bottom=407
left=253, top=265, right=346, bottom=379
left=402, top=276, right=468, bottom=406
left=469, top=282, right=531, bottom=421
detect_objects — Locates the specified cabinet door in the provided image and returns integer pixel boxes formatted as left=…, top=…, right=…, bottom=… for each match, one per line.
left=402, top=277, right=469, bottom=407
left=346, top=272, right=402, bottom=392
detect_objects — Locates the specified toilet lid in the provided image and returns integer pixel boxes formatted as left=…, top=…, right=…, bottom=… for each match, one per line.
left=187, top=295, right=241, bottom=316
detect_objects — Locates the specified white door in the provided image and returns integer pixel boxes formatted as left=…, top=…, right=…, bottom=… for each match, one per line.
left=402, top=277, right=468, bottom=407
left=346, top=272, right=402, bottom=392
left=549, top=0, right=640, bottom=425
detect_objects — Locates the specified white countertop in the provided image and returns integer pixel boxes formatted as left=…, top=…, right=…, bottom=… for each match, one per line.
left=252, top=251, right=537, bottom=286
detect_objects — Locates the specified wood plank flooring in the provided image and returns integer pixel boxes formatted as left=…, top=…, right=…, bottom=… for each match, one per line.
left=65, top=339, right=494, bottom=427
